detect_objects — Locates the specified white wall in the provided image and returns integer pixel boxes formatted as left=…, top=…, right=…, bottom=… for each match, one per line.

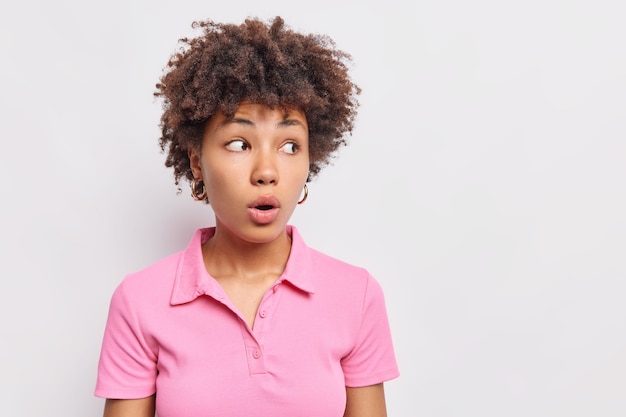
left=1, top=0, right=625, bottom=416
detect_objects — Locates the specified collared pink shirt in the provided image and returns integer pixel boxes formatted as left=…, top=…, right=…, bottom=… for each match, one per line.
left=95, top=226, right=399, bottom=416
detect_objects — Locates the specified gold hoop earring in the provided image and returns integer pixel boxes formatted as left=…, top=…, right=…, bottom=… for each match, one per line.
left=298, top=184, right=308, bottom=205
left=190, top=179, right=207, bottom=201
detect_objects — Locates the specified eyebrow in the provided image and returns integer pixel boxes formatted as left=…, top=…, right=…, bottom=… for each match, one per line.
left=222, top=117, right=306, bottom=129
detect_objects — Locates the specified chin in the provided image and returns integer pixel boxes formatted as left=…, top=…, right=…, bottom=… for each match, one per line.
left=216, top=220, right=288, bottom=245
left=244, top=225, right=288, bottom=244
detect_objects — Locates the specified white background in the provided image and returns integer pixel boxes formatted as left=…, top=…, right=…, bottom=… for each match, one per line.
left=1, top=0, right=625, bottom=416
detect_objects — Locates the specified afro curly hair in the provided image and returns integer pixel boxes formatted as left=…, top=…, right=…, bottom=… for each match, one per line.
left=154, top=16, right=360, bottom=187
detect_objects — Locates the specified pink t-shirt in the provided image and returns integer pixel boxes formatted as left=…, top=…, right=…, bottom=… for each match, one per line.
left=95, top=226, right=399, bottom=416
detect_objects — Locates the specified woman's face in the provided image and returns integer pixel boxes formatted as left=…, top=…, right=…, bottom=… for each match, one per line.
left=189, top=103, right=310, bottom=245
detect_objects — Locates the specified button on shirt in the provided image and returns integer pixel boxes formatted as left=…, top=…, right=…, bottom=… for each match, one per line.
left=95, top=226, right=399, bottom=417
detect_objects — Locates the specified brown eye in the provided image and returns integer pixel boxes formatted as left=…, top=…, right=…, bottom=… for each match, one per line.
left=226, top=139, right=249, bottom=152
left=281, top=142, right=299, bottom=155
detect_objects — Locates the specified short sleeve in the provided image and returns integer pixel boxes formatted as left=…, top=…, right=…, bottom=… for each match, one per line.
left=94, top=280, right=158, bottom=399
left=341, top=274, right=400, bottom=387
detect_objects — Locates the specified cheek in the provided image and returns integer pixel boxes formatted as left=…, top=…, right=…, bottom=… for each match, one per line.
left=298, top=158, right=311, bottom=181
left=203, top=163, right=246, bottom=195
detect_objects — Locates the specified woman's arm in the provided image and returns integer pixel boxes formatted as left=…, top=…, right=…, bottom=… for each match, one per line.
left=343, top=383, right=387, bottom=417
left=103, top=395, right=155, bottom=417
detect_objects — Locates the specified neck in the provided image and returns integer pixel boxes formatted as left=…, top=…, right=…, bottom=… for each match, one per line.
left=201, top=224, right=292, bottom=280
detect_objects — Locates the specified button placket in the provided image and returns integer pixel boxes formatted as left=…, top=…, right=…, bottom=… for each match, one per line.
left=240, top=281, right=284, bottom=375
left=245, top=343, right=266, bottom=374
left=254, top=284, right=280, bottom=332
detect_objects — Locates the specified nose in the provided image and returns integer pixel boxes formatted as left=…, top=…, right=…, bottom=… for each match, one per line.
left=251, top=151, right=278, bottom=186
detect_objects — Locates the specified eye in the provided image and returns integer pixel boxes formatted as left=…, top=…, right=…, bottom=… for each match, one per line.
left=225, top=139, right=249, bottom=152
left=281, top=142, right=299, bottom=155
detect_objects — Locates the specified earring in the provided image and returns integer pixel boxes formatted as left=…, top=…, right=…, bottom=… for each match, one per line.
left=297, top=184, right=309, bottom=205
left=190, top=179, right=207, bottom=201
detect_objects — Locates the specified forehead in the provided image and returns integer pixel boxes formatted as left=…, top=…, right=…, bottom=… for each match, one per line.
left=234, top=103, right=306, bottom=120
left=209, top=103, right=308, bottom=131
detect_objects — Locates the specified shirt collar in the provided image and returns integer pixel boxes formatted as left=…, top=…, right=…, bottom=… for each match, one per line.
left=170, top=225, right=315, bottom=306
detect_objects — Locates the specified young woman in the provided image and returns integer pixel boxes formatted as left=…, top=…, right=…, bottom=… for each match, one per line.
left=95, top=16, right=399, bottom=417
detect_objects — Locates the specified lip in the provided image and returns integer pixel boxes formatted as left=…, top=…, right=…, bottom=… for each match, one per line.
left=248, top=196, right=281, bottom=209
left=247, top=196, right=281, bottom=225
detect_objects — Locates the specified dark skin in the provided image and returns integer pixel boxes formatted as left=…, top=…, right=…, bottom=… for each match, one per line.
left=103, top=16, right=388, bottom=417
left=104, top=385, right=387, bottom=417
left=103, top=105, right=390, bottom=417
left=155, top=16, right=360, bottom=188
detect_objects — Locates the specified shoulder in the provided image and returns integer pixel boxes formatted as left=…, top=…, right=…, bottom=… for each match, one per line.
left=289, top=225, right=381, bottom=294
left=114, top=227, right=209, bottom=296
left=112, top=251, right=184, bottom=304
left=309, top=247, right=369, bottom=280
left=306, top=246, right=384, bottom=301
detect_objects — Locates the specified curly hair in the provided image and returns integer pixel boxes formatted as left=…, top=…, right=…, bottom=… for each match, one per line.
left=154, top=16, right=360, bottom=187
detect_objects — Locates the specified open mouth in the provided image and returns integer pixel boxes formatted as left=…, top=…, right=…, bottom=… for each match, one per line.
left=248, top=197, right=280, bottom=224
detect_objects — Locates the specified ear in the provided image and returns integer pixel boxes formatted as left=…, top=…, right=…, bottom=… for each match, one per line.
left=188, top=147, right=203, bottom=178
